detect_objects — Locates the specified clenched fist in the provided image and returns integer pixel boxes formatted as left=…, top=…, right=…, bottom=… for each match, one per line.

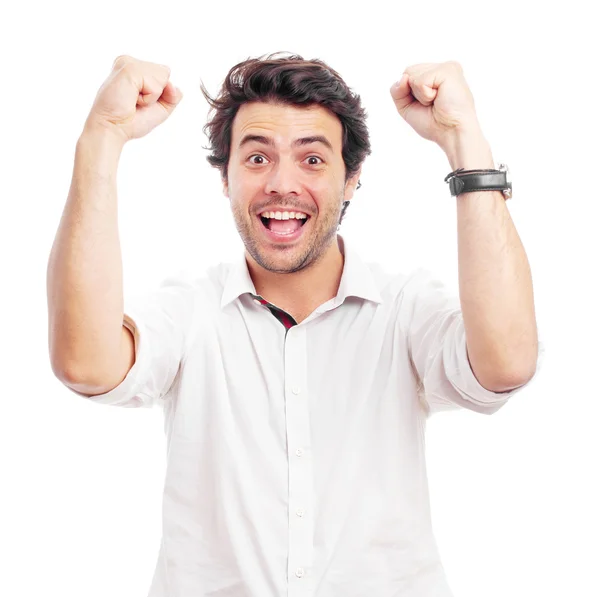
left=84, top=55, right=183, bottom=145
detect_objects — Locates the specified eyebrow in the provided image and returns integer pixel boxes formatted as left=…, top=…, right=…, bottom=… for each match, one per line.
left=238, top=134, right=334, bottom=152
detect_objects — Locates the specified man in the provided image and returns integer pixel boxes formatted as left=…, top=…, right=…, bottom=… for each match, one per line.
left=47, top=52, right=542, bottom=597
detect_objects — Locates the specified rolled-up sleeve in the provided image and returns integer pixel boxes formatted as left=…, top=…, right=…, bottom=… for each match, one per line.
left=66, top=275, right=196, bottom=409
left=402, top=268, right=545, bottom=417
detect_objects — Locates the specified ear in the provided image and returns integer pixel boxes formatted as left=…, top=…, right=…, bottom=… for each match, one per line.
left=343, top=166, right=362, bottom=203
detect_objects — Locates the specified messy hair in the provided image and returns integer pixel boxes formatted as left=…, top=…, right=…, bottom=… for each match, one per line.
left=200, top=52, right=371, bottom=224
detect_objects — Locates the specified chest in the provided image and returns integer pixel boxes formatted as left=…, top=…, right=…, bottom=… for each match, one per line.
left=167, top=297, right=422, bottom=450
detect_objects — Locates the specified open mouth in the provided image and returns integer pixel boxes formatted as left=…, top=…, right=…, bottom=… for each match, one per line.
left=257, top=211, right=311, bottom=239
left=259, top=215, right=309, bottom=232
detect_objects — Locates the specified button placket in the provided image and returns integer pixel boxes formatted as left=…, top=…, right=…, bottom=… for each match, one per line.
left=283, top=325, right=314, bottom=592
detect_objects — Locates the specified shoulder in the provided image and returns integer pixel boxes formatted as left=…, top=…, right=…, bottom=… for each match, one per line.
left=365, top=260, right=443, bottom=302
left=176, top=262, right=239, bottom=314
left=126, top=262, right=233, bottom=320
left=364, top=260, right=459, bottom=330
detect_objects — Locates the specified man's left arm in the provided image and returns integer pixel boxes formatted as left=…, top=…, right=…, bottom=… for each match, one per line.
left=390, top=61, right=539, bottom=393
left=446, top=133, right=538, bottom=392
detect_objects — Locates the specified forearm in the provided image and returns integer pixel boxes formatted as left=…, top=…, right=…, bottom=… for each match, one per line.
left=47, top=128, right=128, bottom=385
left=445, top=133, right=538, bottom=391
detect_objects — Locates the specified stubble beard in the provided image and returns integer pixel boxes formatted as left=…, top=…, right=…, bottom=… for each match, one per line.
left=231, top=192, right=344, bottom=274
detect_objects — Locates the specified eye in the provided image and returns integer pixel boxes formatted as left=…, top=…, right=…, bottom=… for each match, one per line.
left=247, top=154, right=323, bottom=166
left=305, top=156, right=324, bottom=165
left=248, top=154, right=268, bottom=165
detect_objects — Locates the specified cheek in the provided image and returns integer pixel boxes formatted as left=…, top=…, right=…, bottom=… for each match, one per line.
left=230, top=168, right=262, bottom=194
left=310, top=179, right=341, bottom=208
left=227, top=176, right=251, bottom=203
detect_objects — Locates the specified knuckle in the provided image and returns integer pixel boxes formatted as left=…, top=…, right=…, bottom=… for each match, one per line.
left=153, top=62, right=171, bottom=80
left=113, top=54, right=132, bottom=69
left=116, top=62, right=141, bottom=88
left=119, top=62, right=137, bottom=78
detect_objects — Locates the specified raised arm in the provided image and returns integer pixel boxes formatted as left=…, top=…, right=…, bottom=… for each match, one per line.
left=47, top=55, right=183, bottom=395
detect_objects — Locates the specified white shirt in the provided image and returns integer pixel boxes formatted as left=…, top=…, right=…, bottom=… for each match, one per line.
left=68, top=233, right=542, bottom=597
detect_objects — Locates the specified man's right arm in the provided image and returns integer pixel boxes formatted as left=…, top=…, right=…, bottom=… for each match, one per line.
left=48, top=56, right=182, bottom=398
left=47, top=128, right=134, bottom=396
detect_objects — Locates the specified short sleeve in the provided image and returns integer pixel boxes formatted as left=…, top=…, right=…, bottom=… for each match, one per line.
left=401, top=268, right=545, bottom=417
left=66, top=274, right=196, bottom=409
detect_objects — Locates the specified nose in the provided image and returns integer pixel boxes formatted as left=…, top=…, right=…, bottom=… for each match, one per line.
left=264, top=158, right=302, bottom=196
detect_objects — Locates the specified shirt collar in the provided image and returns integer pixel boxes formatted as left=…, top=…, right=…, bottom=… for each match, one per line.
left=220, top=233, right=383, bottom=310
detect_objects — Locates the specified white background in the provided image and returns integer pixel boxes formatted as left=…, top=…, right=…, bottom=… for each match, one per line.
left=1, top=1, right=598, bottom=596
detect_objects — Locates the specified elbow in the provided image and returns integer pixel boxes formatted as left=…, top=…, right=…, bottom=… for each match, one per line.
left=51, top=359, right=122, bottom=396
left=49, top=350, right=115, bottom=396
left=50, top=356, right=85, bottom=387
left=468, top=342, right=538, bottom=393
left=478, top=371, right=535, bottom=393
left=50, top=355, right=92, bottom=391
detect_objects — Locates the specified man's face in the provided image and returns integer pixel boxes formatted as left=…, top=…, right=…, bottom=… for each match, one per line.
left=224, top=101, right=360, bottom=274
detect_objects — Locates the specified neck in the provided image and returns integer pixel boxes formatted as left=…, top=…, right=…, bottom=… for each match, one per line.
left=246, top=235, right=344, bottom=323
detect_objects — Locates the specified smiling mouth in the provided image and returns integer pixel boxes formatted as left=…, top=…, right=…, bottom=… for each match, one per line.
left=259, top=215, right=309, bottom=231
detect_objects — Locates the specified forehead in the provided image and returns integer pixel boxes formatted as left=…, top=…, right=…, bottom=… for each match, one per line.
left=231, top=101, right=343, bottom=150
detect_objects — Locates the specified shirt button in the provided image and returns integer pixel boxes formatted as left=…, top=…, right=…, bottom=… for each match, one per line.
left=296, top=508, right=305, bottom=517
left=295, top=567, right=305, bottom=578
left=291, top=386, right=301, bottom=395
left=295, top=448, right=303, bottom=457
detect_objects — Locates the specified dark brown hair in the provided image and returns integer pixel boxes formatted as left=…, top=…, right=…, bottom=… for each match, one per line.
left=200, top=52, right=371, bottom=224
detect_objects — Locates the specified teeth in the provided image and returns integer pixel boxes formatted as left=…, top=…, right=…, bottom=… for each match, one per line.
left=261, top=211, right=308, bottom=220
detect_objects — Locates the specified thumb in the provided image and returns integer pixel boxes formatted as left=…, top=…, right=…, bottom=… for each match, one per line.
left=390, top=74, right=413, bottom=116
left=141, top=81, right=183, bottom=130
left=160, top=80, right=184, bottom=107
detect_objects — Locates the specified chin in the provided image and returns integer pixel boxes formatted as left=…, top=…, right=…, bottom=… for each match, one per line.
left=252, top=244, right=313, bottom=274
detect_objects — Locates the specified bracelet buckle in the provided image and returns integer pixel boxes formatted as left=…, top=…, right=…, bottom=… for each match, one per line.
left=498, top=163, right=512, bottom=199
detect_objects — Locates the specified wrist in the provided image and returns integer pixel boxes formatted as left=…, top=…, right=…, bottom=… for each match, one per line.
left=80, top=117, right=128, bottom=151
left=443, top=129, right=495, bottom=171
left=76, top=126, right=125, bottom=175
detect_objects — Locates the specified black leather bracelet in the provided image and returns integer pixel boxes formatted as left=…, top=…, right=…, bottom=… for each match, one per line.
left=445, top=164, right=512, bottom=199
